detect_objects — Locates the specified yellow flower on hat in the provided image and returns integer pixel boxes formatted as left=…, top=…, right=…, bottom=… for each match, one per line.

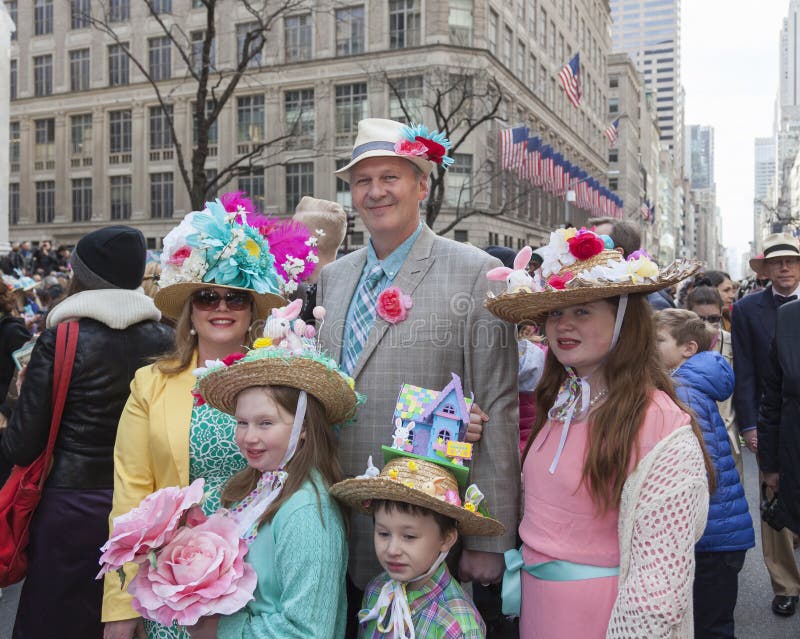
left=388, top=469, right=399, bottom=480
left=634, top=258, right=659, bottom=279
left=407, top=461, right=418, bottom=472
left=464, top=503, right=476, bottom=512
left=563, top=227, right=578, bottom=240
left=253, top=337, right=273, bottom=349
left=243, top=238, right=261, bottom=257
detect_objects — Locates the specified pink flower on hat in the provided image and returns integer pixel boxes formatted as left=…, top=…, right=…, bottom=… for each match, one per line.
left=547, top=271, right=575, bottom=290
left=394, top=139, right=429, bottom=158
left=167, top=246, right=192, bottom=266
left=377, top=286, right=413, bottom=324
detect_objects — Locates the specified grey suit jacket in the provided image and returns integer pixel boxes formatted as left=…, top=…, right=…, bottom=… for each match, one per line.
left=319, top=224, right=520, bottom=587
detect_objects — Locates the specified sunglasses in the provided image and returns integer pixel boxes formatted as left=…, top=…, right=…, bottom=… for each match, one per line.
left=191, top=289, right=252, bottom=311
left=696, top=314, right=722, bottom=325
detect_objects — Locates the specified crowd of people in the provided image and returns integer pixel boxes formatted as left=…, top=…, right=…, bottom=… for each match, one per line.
left=0, top=117, right=798, bottom=639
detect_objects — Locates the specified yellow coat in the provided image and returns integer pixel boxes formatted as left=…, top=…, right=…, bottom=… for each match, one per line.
left=101, top=357, right=196, bottom=622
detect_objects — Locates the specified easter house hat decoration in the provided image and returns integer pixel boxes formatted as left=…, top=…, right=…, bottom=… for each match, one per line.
left=195, top=301, right=361, bottom=426
left=155, top=192, right=318, bottom=320
left=334, top=118, right=454, bottom=181
left=485, top=228, right=700, bottom=324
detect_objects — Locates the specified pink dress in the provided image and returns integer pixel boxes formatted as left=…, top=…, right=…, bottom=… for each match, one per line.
left=518, top=390, right=690, bottom=639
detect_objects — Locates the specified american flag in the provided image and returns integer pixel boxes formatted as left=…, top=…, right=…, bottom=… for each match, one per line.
left=558, top=54, right=582, bottom=108
left=604, top=118, right=620, bottom=147
left=640, top=200, right=652, bottom=222
left=499, top=126, right=528, bottom=171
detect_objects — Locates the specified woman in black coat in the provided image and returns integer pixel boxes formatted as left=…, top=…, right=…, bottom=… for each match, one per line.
left=0, top=227, right=175, bottom=639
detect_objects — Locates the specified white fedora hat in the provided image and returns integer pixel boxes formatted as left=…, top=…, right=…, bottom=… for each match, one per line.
left=749, top=232, right=800, bottom=272
left=334, top=118, right=453, bottom=182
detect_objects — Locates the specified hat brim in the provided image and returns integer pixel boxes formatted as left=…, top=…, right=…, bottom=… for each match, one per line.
left=196, top=354, right=358, bottom=425
left=749, top=250, right=800, bottom=273
left=153, top=282, right=285, bottom=321
left=486, top=261, right=700, bottom=324
left=330, top=477, right=505, bottom=537
left=334, top=151, right=433, bottom=183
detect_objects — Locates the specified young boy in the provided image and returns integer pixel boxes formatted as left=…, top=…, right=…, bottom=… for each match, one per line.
left=654, top=309, right=755, bottom=639
left=331, top=457, right=504, bottom=639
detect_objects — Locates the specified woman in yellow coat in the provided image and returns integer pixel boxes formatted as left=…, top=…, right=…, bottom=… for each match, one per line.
left=102, top=197, right=317, bottom=639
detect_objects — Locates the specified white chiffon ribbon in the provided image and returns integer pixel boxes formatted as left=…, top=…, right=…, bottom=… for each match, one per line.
left=358, top=551, right=449, bottom=639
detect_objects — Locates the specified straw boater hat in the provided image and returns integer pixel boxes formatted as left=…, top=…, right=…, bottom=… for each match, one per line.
left=154, top=194, right=317, bottom=320
left=334, top=118, right=454, bottom=182
left=331, top=457, right=505, bottom=537
left=485, top=227, right=700, bottom=324
left=748, top=232, right=800, bottom=273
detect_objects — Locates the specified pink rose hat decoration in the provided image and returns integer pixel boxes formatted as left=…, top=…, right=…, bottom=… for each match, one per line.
left=376, top=286, right=413, bottom=324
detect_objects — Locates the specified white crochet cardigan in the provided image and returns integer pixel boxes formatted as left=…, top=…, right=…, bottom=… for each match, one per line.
left=607, top=425, right=710, bottom=639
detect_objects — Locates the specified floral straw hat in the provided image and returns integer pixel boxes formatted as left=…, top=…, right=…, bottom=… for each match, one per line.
left=194, top=303, right=363, bottom=426
left=485, top=227, right=700, bottom=324
left=331, top=457, right=505, bottom=537
left=154, top=192, right=318, bottom=320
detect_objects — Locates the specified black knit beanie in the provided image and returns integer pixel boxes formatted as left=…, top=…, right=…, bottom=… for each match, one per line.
left=69, top=225, right=146, bottom=290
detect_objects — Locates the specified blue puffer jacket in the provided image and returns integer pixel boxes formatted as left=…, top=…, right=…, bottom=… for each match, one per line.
left=673, top=350, right=755, bottom=552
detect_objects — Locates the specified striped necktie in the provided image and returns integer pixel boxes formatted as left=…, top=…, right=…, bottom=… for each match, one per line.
left=341, top=264, right=384, bottom=375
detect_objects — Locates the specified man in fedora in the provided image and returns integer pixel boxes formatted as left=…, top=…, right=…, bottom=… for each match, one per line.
left=732, top=232, right=800, bottom=616
left=317, top=118, right=519, bottom=634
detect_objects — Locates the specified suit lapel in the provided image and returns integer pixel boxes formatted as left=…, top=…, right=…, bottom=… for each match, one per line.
left=755, top=287, right=778, bottom=338
left=165, top=360, right=196, bottom=484
left=326, top=253, right=366, bottom=365
left=352, top=227, right=437, bottom=380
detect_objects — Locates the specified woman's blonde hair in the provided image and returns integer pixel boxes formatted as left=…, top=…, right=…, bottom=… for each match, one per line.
left=221, top=386, right=345, bottom=527
left=523, top=294, right=714, bottom=511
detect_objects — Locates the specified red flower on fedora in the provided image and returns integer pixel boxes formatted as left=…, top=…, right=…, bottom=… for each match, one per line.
left=376, top=287, right=413, bottom=324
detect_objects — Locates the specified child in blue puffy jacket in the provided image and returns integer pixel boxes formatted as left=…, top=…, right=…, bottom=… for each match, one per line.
left=655, top=309, right=755, bottom=639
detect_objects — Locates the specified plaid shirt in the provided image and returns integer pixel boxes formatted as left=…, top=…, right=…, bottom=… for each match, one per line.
left=358, top=564, right=486, bottom=639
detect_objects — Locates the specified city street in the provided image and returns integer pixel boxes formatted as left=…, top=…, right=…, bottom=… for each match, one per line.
left=0, top=449, right=798, bottom=637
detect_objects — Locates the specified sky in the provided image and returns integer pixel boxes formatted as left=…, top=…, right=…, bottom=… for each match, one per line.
left=682, top=1, right=787, bottom=273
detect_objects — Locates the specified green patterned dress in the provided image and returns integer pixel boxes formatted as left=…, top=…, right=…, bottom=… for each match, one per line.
left=144, top=403, right=247, bottom=639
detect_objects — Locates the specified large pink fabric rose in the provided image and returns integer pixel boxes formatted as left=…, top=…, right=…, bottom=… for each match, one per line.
left=127, top=513, right=257, bottom=626
left=376, top=286, right=413, bottom=324
left=97, top=479, right=205, bottom=577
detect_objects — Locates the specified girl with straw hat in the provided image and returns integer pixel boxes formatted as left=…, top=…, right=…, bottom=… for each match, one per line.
left=187, top=306, right=361, bottom=638
left=485, top=227, right=714, bottom=638
left=102, top=194, right=317, bottom=639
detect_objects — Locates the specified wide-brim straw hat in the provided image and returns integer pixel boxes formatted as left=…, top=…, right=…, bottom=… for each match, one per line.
left=330, top=458, right=505, bottom=537
left=154, top=281, right=285, bottom=321
left=334, top=118, right=434, bottom=182
left=196, top=348, right=359, bottom=426
left=748, top=232, right=800, bottom=272
left=486, top=248, right=700, bottom=324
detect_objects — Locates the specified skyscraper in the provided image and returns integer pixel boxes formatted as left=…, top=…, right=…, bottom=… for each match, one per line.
left=609, top=0, right=682, bottom=159
left=686, top=125, right=714, bottom=190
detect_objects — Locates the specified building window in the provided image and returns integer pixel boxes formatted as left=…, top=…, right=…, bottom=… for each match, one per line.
left=70, top=49, right=90, bottom=92
left=449, top=0, right=472, bottom=46
left=503, top=26, right=512, bottom=67
left=445, top=153, right=472, bottom=206
left=109, top=43, right=130, bottom=86
left=34, top=55, right=53, bottom=97
left=528, top=54, right=536, bottom=91
left=191, top=30, right=216, bottom=72
left=237, top=22, right=264, bottom=68
left=285, top=14, right=312, bottom=62
left=335, top=83, right=368, bottom=146
left=609, top=149, right=618, bottom=163
left=284, top=89, right=315, bottom=145
left=70, top=113, right=92, bottom=155
left=34, top=0, right=53, bottom=35
left=110, top=175, right=132, bottom=220
left=9, top=183, right=19, bottom=225
left=109, top=110, right=132, bottom=154
left=237, top=167, right=265, bottom=210
left=71, top=0, right=90, bottom=28
left=488, top=9, right=497, bottom=55
left=151, top=0, right=171, bottom=13
left=149, top=105, right=173, bottom=151
left=34, top=118, right=55, bottom=165
left=609, top=97, right=619, bottom=114
left=148, top=36, right=171, bottom=81
left=285, top=162, right=314, bottom=212
left=608, top=177, right=619, bottom=191
left=10, top=59, right=16, bottom=100
left=237, top=95, right=265, bottom=143
left=150, top=173, right=174, bottom=219
left=437, top=429, right=452, bottom=444
left=517, top=40, right=525, bottom=78
left=7, top=1, right=16, bottom=40
left=389, top=75, right=423, bottom=123
left=335, top=159, right=352, bottom=210
left=609, top=76, right=619, bottom=88
left=389, top=0, right=421, bottom=49
left=72, top=178, right=92, bottom=222
left=442, top=404, right=456, bottom=415
left=335, top=6, right=365, bottom=56
left=528, top=0, right=535, bottom=36
left=191, top=0, right=203, bottom=7
left=9, top=121, right=20, bottom=169
left=35, top=181, right=56, bottom=224
left=109, top=0, right=130, bottom=22
left=454, top=229, right=468, bottom=242
left=193, top=100, right=218, bottom=146
left=540, top=8, right=546, bottom=47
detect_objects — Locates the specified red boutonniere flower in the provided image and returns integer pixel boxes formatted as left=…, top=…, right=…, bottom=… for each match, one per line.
left=376, top=287, right=413, bottom=324
left=547, top=271, right=575, bottom=290
left=567, top=231, right=605, bottom=260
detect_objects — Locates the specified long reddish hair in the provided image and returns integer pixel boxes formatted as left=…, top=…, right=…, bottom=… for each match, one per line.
left=522, top=294, right=714, bottom=511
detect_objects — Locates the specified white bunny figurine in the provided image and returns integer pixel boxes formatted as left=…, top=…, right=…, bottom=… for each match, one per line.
left=391, top=418, right=415, bottom=450
left=486, top=246, right=535, bottom=293
left=263, top=299, right=305, bottom=353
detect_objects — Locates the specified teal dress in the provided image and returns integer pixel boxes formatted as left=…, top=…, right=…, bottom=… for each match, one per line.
left=144, top=403, right=247, bottom=639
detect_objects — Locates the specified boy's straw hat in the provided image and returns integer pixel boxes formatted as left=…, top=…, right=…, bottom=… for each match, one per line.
left=330, top=458, right=505, bottom=537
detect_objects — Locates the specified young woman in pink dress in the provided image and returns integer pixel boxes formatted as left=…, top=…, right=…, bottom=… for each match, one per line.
left=486, top=230, right=715, bottom=638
